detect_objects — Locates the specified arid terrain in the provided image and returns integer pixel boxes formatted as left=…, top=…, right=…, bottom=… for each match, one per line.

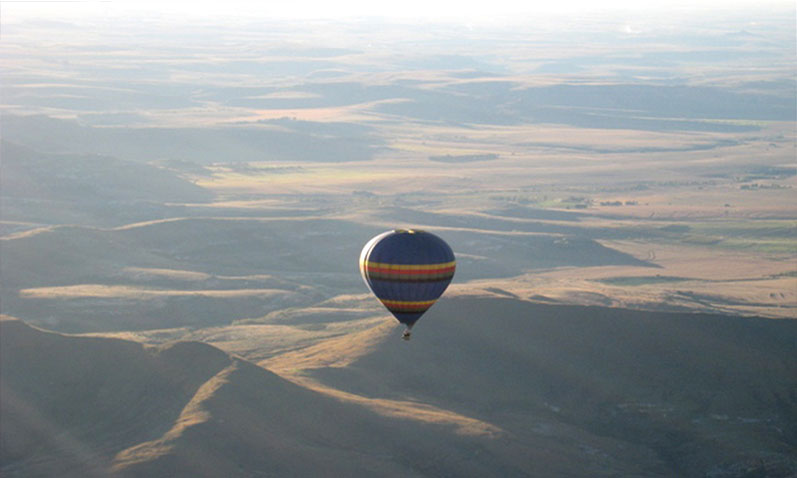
left=1, top=4, right=795, bottom=477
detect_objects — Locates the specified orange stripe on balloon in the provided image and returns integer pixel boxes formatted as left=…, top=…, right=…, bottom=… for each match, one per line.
left=361, top=260, right=456, bottom=271
left=365, top=265, right=456, bottom=275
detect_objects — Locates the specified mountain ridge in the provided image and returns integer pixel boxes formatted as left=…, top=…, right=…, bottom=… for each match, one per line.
left=0, top=315, right=511, bottom=477
left=3, top=297, right=796, bottom=477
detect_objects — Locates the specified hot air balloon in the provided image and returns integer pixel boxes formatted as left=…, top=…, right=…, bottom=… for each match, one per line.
left=360, top=229, right=456, bottom=340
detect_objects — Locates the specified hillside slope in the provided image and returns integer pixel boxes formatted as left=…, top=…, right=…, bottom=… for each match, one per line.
left=3, top=298, right=795, bottom=477
left=0, top=317, right=230, bottom=477
left=0, top=141, right=213, bottom=227
left=309, top=298, right=797, bottom=477
left=1, top=316, right=570, bottom=477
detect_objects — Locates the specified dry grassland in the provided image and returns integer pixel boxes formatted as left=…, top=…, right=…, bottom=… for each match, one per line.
left=112, top=363, right=240, bottom=470
left=19, top=285, right=291, bottom=300
left=449, top=237, right=795, bottom=319
left=262, top=318, right=503, bottom=437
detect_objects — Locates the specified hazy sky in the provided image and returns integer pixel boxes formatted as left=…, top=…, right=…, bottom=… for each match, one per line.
left=3, top=0, right=794, bottom=22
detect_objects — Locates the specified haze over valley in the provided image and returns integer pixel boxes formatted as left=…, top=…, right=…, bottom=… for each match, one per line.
left=1, top=3, right=795, bottom=476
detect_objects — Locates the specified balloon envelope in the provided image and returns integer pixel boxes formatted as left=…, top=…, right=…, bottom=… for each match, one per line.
left=360, top=229, right=456, bottom=328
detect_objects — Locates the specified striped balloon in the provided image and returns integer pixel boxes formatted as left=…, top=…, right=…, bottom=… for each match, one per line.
left=360, top=229, right=456, bottom=338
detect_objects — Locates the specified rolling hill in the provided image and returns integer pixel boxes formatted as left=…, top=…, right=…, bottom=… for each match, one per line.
left=0, top=316, right=507, bottom=477
left=1, top=213, right=657, bottom=333
left=307, top=297, right=797, bottom=477
left=3, top=295, right=795, bottom=477
left=0, top=141, right=214, bottom=227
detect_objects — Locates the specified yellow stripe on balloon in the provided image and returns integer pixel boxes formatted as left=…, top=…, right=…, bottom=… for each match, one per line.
left=360, top=260, right=456, bottom=271
left=380, top=299, right=437, bottom=308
